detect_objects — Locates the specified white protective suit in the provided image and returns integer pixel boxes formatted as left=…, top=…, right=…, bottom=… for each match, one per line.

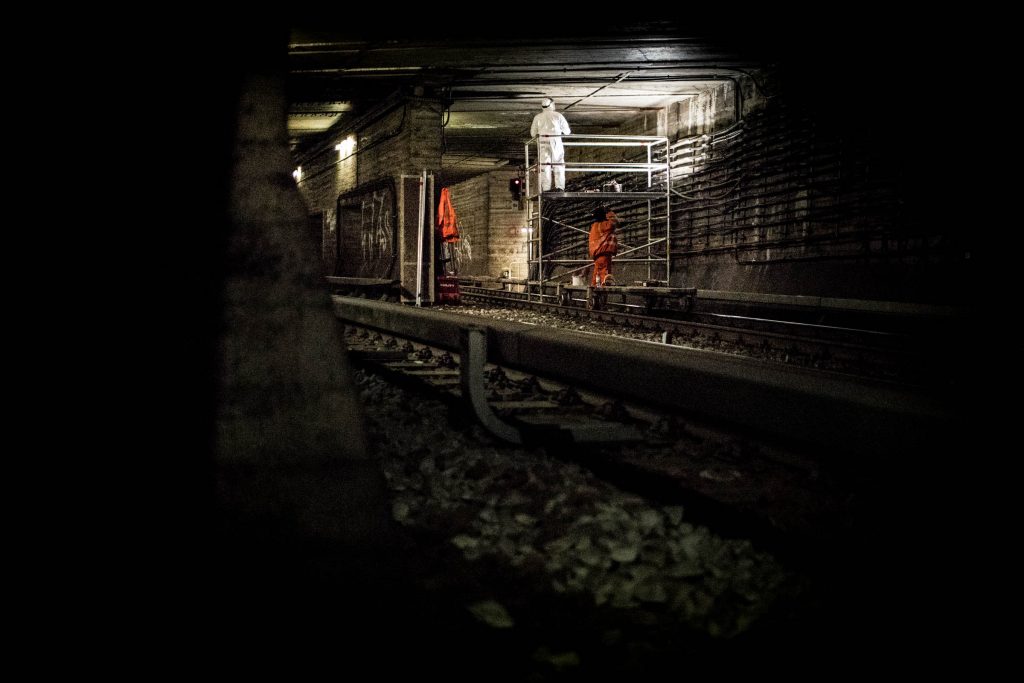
left=530, top=100, right=571, bottom=191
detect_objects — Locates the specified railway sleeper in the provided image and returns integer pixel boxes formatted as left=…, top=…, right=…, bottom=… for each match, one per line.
left=460, top=327, right=643, bottom=445
left=345, top=324, right=644, bottom=446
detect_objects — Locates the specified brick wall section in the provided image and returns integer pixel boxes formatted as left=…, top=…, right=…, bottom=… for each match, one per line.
left=448, top=169, right=528, bottom=278
left=407, top=102, right=444, bottom=174
left=484, top=171, right=530, bottom=280
left=358, top=100, right=443, bottom=184
left=295, top=138, right=356, bottom=275
left=356, top=107, right=404, bottom=184
left=295, top=98, right=443, bottom=275
left=446, top=175, right=489, bottom=276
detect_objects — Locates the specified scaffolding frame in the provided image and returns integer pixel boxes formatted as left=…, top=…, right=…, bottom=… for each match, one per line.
left=524, top=134, right=671, bottom=301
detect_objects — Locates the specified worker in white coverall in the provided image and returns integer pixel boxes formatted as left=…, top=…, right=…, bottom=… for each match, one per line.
left=530, top=97, right=571, bottom=191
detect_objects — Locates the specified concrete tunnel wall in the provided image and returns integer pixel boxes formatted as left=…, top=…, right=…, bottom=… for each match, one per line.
left=541, top=78, right=971, bottom=305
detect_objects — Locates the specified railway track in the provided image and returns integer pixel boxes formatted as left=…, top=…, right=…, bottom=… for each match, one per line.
left=334, top=296, right=950, bottom=458
left=344, top=323, right=644, bottom=444
left=334, top=295, right=957, bottom=545
left=457, top=285, right=928, bottom=385
left=341, top=318, right=849, bottom=550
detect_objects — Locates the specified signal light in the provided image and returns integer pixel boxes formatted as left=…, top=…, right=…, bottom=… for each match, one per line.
left=509, top=177, right=523, bottom=200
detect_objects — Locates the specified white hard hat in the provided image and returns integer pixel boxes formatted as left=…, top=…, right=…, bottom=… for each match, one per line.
left=541, top=97, right=553, bottom=108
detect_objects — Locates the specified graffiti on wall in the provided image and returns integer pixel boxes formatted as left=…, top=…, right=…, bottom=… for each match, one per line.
left=441, top=227, right=472, bottom=275
left=454, top=226, right=473, bottom=264
left=359, top=190, right=393, bottom=269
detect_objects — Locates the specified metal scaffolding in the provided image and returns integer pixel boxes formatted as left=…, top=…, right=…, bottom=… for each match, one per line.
left=524, top=134, right=671, bottom=301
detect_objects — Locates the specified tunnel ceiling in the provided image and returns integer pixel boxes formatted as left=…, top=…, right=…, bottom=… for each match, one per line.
left=288, top=23, right=768, bottom=173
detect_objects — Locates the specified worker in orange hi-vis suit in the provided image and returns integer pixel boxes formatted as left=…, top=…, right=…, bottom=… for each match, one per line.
left=588, top=205, right=619, bottom=286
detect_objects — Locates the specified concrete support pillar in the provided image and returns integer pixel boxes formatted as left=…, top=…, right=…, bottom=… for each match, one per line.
left=216, top=52, right=389, bottom=549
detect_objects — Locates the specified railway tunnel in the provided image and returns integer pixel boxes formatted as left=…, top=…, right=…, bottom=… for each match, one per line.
left=188, top=19, right=977, bottom=675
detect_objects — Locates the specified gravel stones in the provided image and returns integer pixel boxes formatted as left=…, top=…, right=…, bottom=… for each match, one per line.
left=355, top=368, right=790, bottom=639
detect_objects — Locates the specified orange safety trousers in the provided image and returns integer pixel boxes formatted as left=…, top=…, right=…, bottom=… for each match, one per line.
left=592, top=254, right=612, bottom=286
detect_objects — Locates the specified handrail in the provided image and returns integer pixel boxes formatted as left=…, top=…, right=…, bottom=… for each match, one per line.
left=528, top=133, right=668, bottom=142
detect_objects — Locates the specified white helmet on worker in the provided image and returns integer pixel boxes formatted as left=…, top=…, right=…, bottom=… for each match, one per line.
left=541, top=97, right=554, bottom=109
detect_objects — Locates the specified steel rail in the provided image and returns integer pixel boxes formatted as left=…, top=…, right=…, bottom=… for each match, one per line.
left=333, top=296, right=952, bottom=460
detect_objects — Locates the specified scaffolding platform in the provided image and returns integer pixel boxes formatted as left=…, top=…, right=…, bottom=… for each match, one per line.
left=524, top=134, right=672, bottom=302
left=559, top=285, right=696, bottom=297
left=557, top=284, right=695, bottom=312
left=535, top=191, right=667, bottom=200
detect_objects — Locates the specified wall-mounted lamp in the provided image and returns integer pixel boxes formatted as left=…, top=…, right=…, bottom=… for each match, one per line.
left=292, top=166, right=303, bottom=183
left=334, top=136, right=356, bottom=158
